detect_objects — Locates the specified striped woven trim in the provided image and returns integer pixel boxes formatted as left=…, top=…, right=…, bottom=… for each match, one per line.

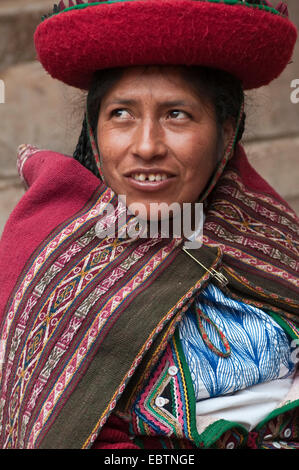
left=41, top=0, right=284, bottom=23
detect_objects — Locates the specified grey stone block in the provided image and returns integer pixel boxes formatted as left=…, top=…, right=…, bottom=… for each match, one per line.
left=243, top=0, right=299, bottom=141
left=0, top=180, right=25, bottom=237
left=0, top=0, right=53, bottom=71
left=0, top=61, right=83, bottom=177
left=244, top=136, right=299, bottom=203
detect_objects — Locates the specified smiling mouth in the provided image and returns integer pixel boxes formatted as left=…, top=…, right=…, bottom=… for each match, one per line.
left=129, top=172, right=174, bottom=182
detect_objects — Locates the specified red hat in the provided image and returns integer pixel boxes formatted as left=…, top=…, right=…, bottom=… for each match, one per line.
left=34, top=0, right=297, bottom=90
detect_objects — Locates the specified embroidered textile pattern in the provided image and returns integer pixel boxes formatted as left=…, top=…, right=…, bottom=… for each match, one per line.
left=83, top=277, right=212, bottom=449
left=258, top=407, right=299, bottom=449
left=117, top=403, right=299, bottom=449
left=17, top=144, right=41, bottom=186
left=0, top=185, right=182, bottom=448
left=204, top=161, right=299, bottom=322
left=128, top=319, right=298, bottom=449
left=131, top=330, right=200, bottom=445
left=179, top=283, right=295, bottom=400
left=205, top=169, right=299, bottom=278
left=212, top=406, right=299, bottom=449
left=1, top=142, right=298, bottom=448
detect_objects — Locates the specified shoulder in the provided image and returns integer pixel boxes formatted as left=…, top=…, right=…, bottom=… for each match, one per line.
left=12, top=144, right=100, bottom=227
left=7, top=145, right=101, bottom=232
left=14, top=144, right=101, bottom=212
left=0, top=146, right=101, bottom=321
left=17, top=144, right=95, bottom=189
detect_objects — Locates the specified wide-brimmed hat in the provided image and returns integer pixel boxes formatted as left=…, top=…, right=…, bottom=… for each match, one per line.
left=35, top=0, right=297, bottom=91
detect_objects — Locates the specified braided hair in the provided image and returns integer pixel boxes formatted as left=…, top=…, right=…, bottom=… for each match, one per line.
left=73, top=66, right=246, bottom=178
left=73, top=115, right=99, bottom=176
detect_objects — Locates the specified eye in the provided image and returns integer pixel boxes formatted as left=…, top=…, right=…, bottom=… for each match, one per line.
left=167, top=110, right=190, bottom=120
left=110, top=108, right=132, bottom=119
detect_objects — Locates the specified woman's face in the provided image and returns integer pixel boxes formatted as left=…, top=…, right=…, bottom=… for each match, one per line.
left=97, top=66, right=233, bottom=219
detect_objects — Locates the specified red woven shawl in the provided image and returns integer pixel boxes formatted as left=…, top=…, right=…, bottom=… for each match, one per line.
left=0, top=143, right=298, bottom=448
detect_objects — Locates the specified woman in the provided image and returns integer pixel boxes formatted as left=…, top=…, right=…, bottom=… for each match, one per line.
left=0, top=0, right=298, bottom=449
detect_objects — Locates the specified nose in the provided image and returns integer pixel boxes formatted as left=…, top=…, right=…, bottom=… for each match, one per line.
left=132, top=117, right=167, bottom=161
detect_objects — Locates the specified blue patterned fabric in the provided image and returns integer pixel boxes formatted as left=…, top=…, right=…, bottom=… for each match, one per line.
left=179, top=283, right=295, bottom=401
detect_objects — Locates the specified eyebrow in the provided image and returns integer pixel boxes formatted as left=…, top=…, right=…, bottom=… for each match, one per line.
left=104, top=98, right=197, bottom=108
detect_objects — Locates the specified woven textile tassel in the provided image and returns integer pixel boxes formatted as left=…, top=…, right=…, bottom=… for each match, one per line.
left=195, top=305, right=231, bottom=358
left=277, top=2, right=288, bottom=17
left=58, top=0, right=66, bottom=10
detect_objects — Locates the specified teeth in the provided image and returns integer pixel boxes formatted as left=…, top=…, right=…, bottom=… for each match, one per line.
left=132, top=173, right=169, bottom=182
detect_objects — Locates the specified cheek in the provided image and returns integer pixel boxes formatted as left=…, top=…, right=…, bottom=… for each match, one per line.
left=97, top=128, right=122, bottom=176
left=178, top=130, right=219, bottom=175
left=177, top=130, right=220, bottom=202
left=98, top=122, right=132, bottom=159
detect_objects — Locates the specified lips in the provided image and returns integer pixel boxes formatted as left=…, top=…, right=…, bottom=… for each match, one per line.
left=124, top=169, right=176, bottom=191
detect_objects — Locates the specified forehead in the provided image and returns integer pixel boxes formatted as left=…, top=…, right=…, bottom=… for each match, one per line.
left=101, top=65, right=203, bottom=102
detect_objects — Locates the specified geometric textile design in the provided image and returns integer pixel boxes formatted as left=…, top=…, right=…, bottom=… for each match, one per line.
left=0, top=185, right=181, bottom=448
left=131, top=331, right=200, bottom=445
left=204, top=167, right=299, bottom=290
left=1, top=144, right=298, bottom=448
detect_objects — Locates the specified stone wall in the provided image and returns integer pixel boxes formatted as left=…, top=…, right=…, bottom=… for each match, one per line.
left=0, top=0, right=298, bottom=235
left=244, top=0, right=299, bottom=214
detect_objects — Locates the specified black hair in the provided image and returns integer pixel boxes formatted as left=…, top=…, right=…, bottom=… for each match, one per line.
left=73, top=66, right=245, bottom=178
